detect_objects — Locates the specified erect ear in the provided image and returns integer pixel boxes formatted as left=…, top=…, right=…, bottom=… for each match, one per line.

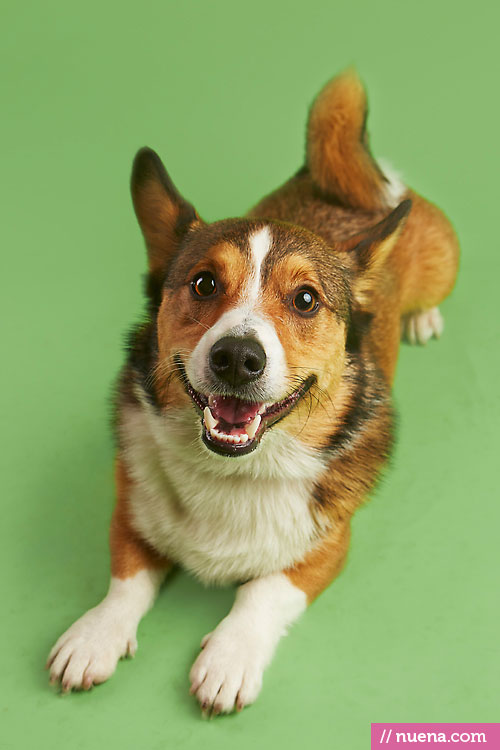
left=131, top=147, right=201, bottom=280
left=340, top=199, right=412, bottom=307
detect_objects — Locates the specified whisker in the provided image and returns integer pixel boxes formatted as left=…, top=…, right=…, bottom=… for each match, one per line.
left=186, top=315, right=210, bottom=331
left=294, top=392, right=314, bottom=438
left=311, top=383, right=337, bottom=417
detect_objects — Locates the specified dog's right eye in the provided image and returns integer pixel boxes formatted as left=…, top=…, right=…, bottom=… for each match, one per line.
left=191, top=272, right=217, bottom=298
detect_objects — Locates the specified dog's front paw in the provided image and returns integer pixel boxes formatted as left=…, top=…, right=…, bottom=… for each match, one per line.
left=46, top=605, right=137, bottom=692
left=189, top=618, right=269, bottom=715
left=401, top=307, right=444, bottom=345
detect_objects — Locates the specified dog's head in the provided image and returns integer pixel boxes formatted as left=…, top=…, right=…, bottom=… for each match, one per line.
left=131, top=148, right=409, bottom=458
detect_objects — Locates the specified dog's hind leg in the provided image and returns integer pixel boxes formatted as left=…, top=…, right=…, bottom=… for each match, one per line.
left=46, top=459, right=170, bottom=692
left=394, top=192, right=459, bottom=345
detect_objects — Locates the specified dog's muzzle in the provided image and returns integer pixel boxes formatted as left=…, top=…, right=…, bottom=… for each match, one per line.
left=176, top=354, right=315, bottom=458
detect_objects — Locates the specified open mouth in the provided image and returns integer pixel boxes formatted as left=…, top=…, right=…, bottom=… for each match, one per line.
left=176, top=360, right=315, bottom=457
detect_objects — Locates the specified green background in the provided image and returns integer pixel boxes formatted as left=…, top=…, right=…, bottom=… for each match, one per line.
left=1, top=0, right=498, bottom=747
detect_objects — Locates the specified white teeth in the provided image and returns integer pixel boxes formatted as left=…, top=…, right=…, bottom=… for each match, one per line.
left=207, top=426, right=251, bottom=445
left=245, top=414, right=261, bottom=440
left=205, top=410, right=261, bottom=446
left=258, top=405, right=266, bottom=415
left=203, top=406, right=217, bottom=431
left=209, top=427, right=239, bottom=445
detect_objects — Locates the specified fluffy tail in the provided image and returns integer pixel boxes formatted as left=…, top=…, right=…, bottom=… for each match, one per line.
left=306, top=69, right=403, bottom=212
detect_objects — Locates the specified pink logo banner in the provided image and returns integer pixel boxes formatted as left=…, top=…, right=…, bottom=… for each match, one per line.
left=371, top=724, right=499, bottom=748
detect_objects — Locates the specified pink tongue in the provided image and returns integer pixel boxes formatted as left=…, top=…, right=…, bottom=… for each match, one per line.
left=210, top=396, right=262, bottom=425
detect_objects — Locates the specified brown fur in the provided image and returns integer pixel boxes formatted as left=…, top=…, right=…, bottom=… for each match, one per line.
left=286, top=519, right=351, bottom=602
left=306, top=69, right=391, bottom=211
left=111, top=460, right=171, bottom=579
left=395, top=190, right=459, bottom=315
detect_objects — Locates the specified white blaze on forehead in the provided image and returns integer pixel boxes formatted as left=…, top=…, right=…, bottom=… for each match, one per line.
left=186, top=224, right=288, bottom=401
left=246, top=226, right=272, bottom=302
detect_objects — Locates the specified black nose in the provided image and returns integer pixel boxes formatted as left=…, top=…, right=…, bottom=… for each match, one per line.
left=209, top=336, right=267, bottom=387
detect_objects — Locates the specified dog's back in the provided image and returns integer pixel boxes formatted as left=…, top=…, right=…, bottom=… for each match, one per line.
left=251, top=70, right=459, bottom=378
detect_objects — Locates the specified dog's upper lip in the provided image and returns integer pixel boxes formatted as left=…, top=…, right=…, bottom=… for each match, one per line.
left=173, top=355, right=316, bottom=456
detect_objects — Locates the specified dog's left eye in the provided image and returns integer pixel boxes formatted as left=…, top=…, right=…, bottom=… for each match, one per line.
left=292, top=288, right=319, bottom=315
left=191, top=271, right=217, bottom=298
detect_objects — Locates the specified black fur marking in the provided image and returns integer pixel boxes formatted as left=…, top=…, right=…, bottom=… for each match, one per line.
left=325, top=353, right=392, bottom=459
left=123, top=319, right=160, bottom=409
left=345, top=307, right=373, bottom=353
left=326, top=354, right=368, bottom=456
left=145, top=272, right=163, bottom=313
left=312, top=486, right=328, bottom=507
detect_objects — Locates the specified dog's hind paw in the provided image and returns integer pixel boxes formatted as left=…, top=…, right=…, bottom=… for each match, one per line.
left=401, top=307, right=444, bottom=345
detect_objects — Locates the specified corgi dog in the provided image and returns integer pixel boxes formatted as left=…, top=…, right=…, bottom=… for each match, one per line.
left=47, top=70, right=459, bottom=714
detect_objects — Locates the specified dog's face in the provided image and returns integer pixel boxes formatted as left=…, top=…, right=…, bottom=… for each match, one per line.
left=156, top=220, right=351, bottom=457
left=131, top=149, right=409, bottom=457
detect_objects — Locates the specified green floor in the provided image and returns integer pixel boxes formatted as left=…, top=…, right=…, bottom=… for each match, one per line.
left=2, top=1, right=498, bottom=748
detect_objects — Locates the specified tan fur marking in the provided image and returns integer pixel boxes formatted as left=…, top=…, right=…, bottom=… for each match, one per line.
left=188, top=241, right=249, bottom=298
left=154, top=241, right=252, bottom=408
left=356, top=191, right=458, bottom=381
left=111, top=459, right=171, bottom=579
left=255, top=252, right=349, bottom=448
left=285, top=520, right=350, bottom=602
left=393, top=191, right=460, bottom=315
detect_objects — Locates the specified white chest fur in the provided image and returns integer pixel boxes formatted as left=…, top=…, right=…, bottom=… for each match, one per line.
left=119, top=400, right=327, bottom=585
